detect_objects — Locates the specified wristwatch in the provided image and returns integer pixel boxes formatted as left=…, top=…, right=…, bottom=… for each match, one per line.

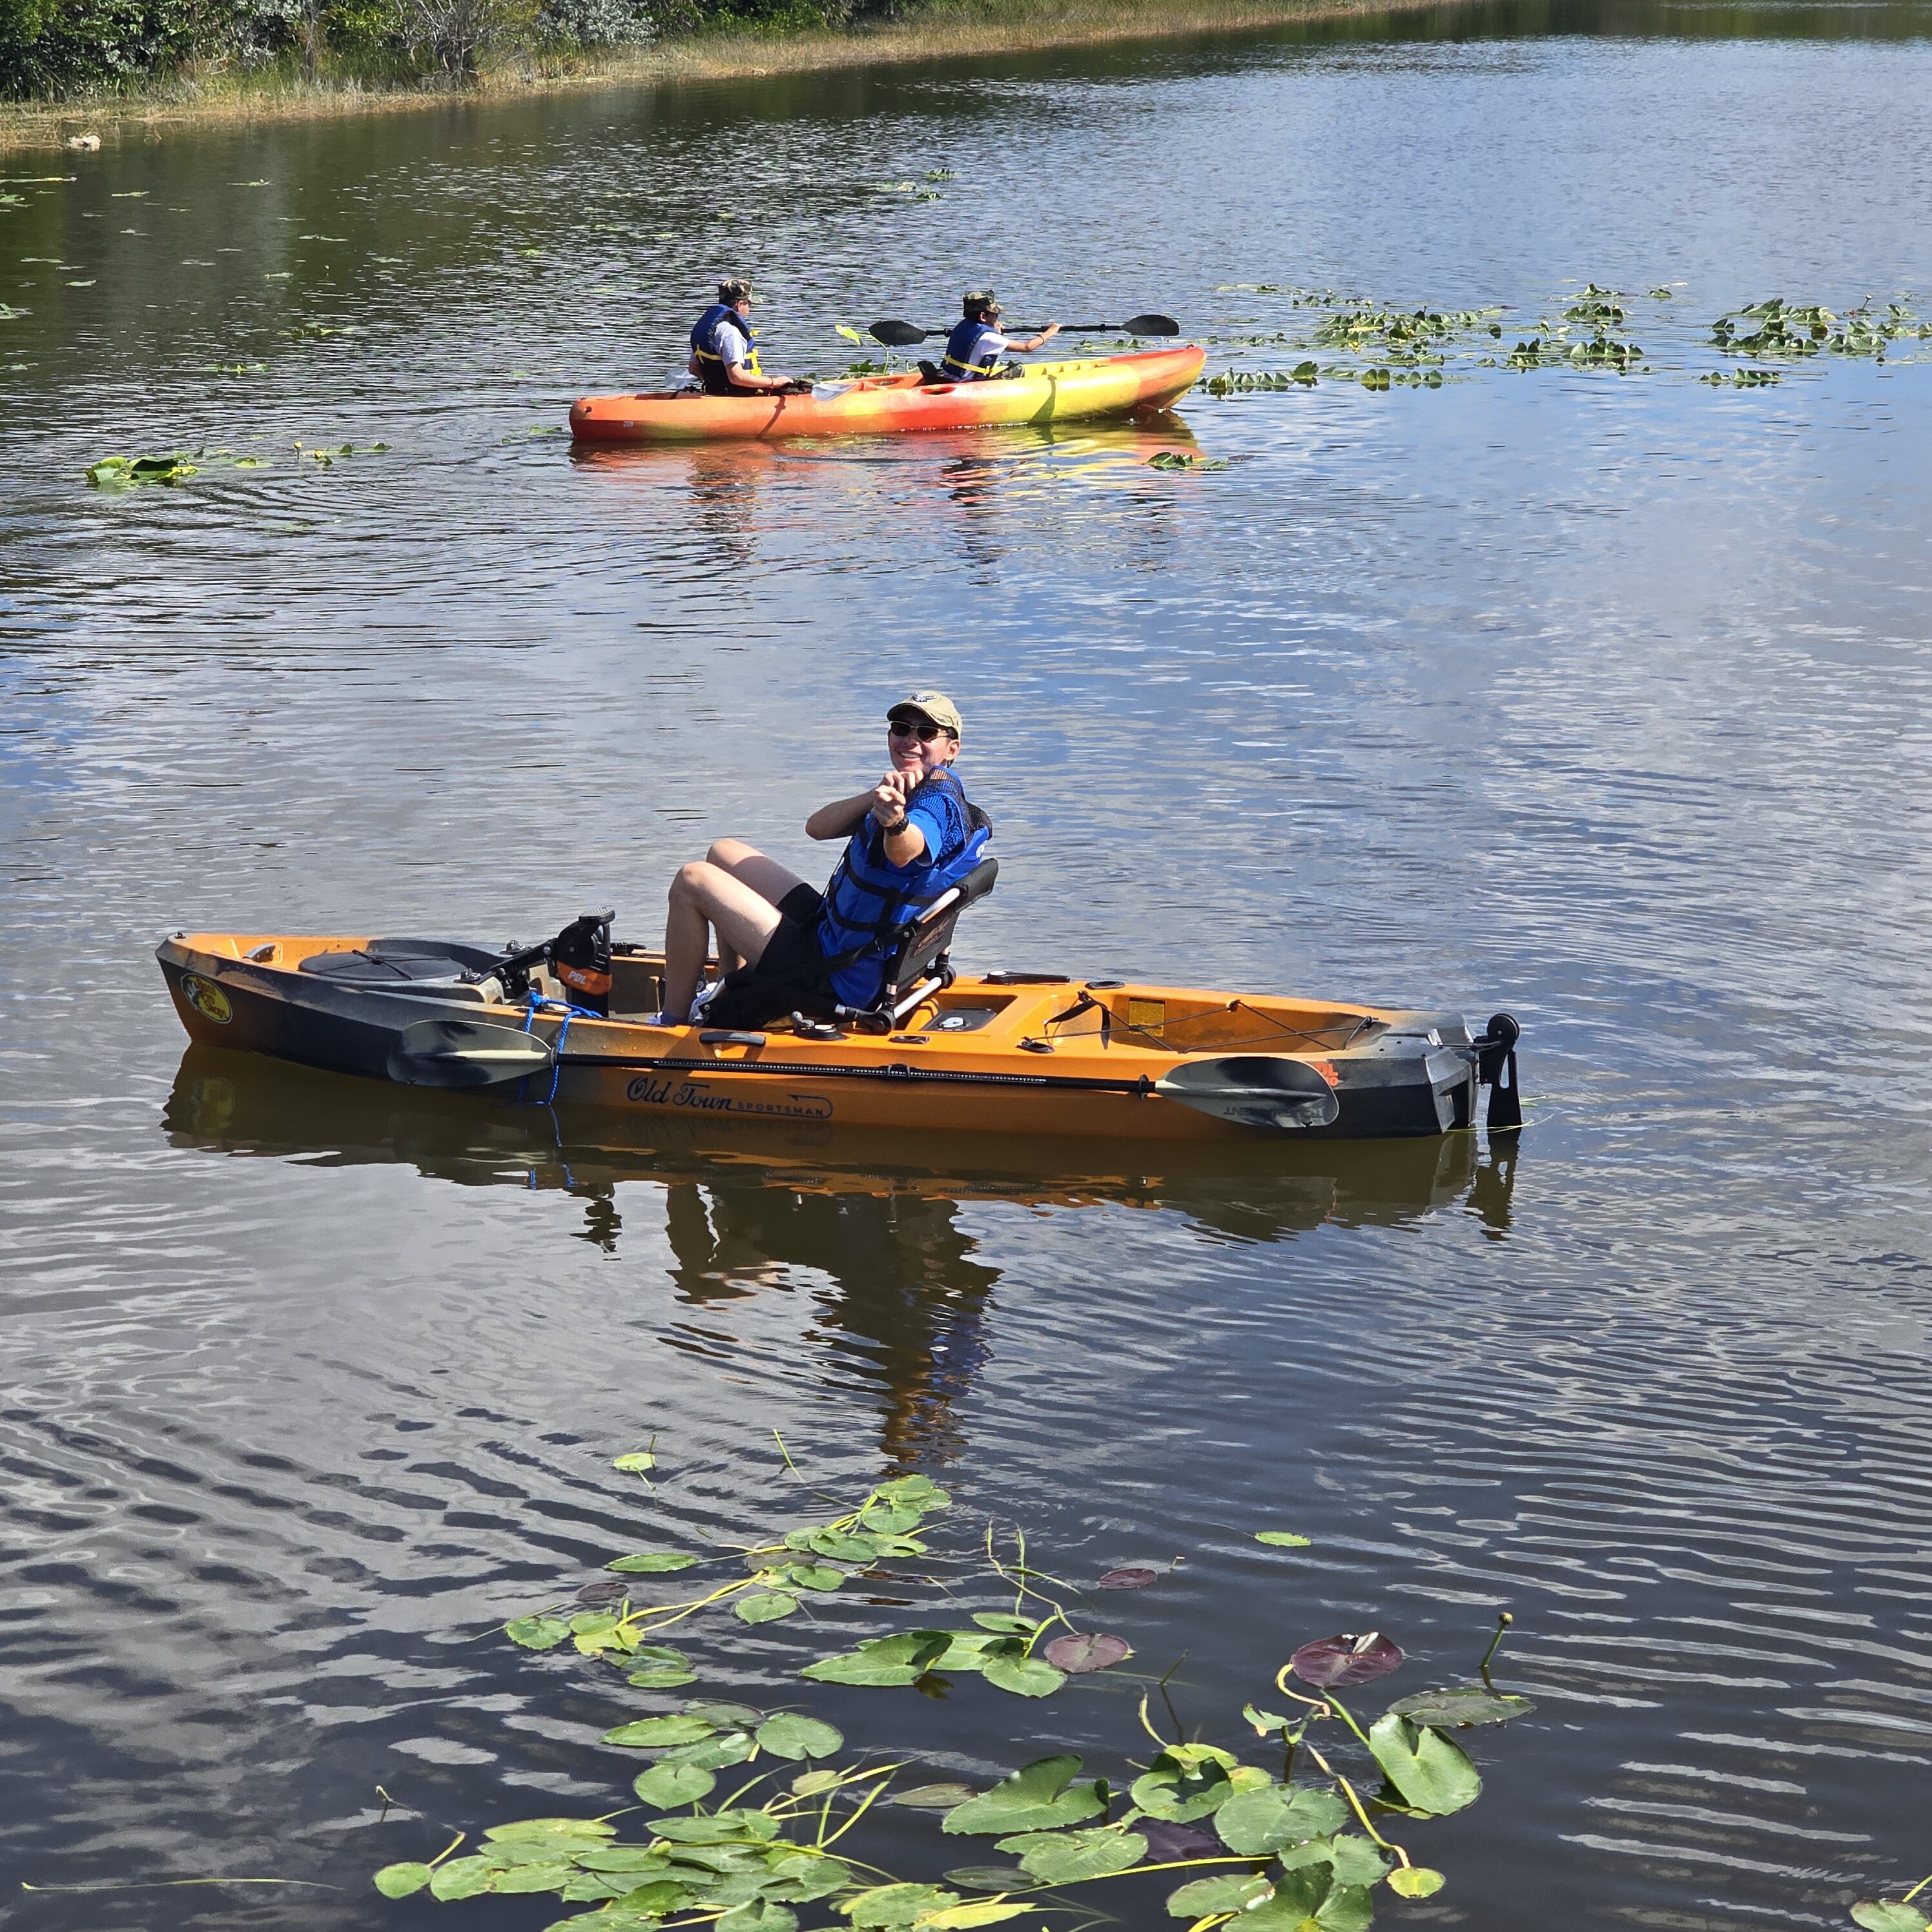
left=881, top=814, right=910, bottom=836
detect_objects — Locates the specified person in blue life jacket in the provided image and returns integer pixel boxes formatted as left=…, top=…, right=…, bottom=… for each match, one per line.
left=655, top=691, right=991, bottom=1028
left=929, top=289, right=1061, bottom=383
left=688, top=278, right=810, bottom=397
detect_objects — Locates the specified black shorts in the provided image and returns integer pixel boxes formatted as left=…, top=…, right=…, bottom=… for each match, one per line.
left=755, top=884, right=827, bottom=981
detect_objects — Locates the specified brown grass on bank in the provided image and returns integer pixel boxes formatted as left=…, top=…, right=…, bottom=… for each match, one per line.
left=0, top=0, right=1392, bottom=152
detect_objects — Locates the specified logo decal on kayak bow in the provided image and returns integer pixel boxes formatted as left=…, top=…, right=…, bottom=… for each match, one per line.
left=626, top=1074, right=831, bottom=1122
left=180, top=974, right=233, bottom=1024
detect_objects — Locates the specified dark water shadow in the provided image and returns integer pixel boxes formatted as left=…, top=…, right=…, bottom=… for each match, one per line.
left=163, top=1045, right=1516, bottom=1459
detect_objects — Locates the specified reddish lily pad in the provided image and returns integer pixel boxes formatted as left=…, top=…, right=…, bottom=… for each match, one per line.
left=1289, top=1631, right=1404, bottom=1688
left=1135, top=1819, right=1222, bottom=1863
left=1096, top=1567, right=1160, bottom=1590
left=1043, top=1633, right=1132, bottom=1674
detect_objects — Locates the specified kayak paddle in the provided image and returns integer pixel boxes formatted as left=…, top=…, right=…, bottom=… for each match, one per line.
left=868, top=313, right=1179, bottom=348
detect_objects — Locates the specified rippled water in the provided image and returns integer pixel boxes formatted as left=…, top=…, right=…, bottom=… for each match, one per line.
left=5, top=3, right=1932, bottom=1927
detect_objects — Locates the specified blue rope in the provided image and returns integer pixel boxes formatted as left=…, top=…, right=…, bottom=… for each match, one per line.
left=515, top=992, right=599, bottom=1106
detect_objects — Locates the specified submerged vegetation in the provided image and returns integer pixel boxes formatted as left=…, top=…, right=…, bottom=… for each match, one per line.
left=370, top=1443, right=1536, bottom=1932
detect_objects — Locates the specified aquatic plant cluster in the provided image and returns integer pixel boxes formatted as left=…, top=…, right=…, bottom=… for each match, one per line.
left=0, top=0, right=906, bottom=98
left=1199, top=282, right=1928, bottom=398
left=373, top=1451, right=1538, bottom=1932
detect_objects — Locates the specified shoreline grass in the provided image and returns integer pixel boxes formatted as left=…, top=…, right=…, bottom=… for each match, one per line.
left=0, top=0, right=1412, bottom=153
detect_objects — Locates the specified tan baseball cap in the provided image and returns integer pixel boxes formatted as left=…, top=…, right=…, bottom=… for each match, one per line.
left=890, top=690, right=963, bottom=739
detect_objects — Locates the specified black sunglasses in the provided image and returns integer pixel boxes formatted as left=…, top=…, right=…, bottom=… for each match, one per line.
left=887, top=715, right=948, bottom=741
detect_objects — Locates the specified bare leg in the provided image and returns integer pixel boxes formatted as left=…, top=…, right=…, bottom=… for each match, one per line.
left=664, top=861, right=787, bottom=1021
left=706, top=839, right=808, bottom=906
left=703, top=841, right=808, bottom=977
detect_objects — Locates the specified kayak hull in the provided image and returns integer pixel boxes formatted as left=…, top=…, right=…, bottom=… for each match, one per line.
left=157, top=931, right=1518, bottom=1146
left=569, top=347, right=1206, bottom=444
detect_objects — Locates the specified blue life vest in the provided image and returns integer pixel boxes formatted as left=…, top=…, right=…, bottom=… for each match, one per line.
left=690, top=303, right=760, bottom=393
left=816, top=768, right=990, bottom=1007
left=940, top=318, right=1003, bottom=381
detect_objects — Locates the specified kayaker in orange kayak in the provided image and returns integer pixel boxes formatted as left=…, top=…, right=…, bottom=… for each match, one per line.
left=927, top=290, right=1062, bottom=383
left=688, top=278, right=810, bottom=397
left=656, top=691, right=991, bottom=1027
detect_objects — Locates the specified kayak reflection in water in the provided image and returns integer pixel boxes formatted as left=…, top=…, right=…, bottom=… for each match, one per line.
left=925, top=289, right=1062, bottom=384
left=656, top=690, right=989, bottom=1028
left=686, top=276, right=810, bottom=397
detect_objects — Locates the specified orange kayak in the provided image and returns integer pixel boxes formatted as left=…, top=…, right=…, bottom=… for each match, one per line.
left=569, top=346, right=1206, bottom=444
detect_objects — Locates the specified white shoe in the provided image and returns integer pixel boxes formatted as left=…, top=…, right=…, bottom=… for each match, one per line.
left=689, top=981, right=721, bottom=1023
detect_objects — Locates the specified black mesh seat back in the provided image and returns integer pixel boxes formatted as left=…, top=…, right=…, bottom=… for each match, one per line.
left=299, top=938, right=501, bottom=986
left=888, top=858, right=998, bottom=991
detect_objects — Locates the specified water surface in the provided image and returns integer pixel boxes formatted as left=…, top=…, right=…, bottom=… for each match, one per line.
left=5, top=5, right=1932, bottom=1927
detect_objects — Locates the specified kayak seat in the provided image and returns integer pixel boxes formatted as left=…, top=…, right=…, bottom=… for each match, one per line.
left=839, top=856, right=999, bottom=1034
left=299, top=938, right=502, bottom=987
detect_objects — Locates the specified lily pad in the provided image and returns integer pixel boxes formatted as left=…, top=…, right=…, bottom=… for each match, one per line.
left=941, top=1755, right=1106, bottom=1835
left=1852, top=1907, right=1931, bottom=1932
left=719, top=1904, right=797, bottom=1932
left=844, top=1882, right=959, bottom=1926
left=1255, top=1531, right=1311, bottom=1548
left=1096, top=1566, right=1159, bottom=1590
left=1042, top=1632, right=1131, bottom=1673
left=1215, top=1782, right=1346, bottom=1855
left=1290, top=1632, right=1404, bottom=1688
left=943, top=1866, right=1030, bottom=1892
left=1387, top=1867, right=1446, bottom=1898
left=1385, top=1685, right=1533, bottom=1728
left=506, top=1614, right=571, bottom=1650
left=428, top=1855, right=493, bottom=1900
left=737, top=1592, right=798, bottom=1624
left=601, top=1713, right=715, bottom=1748
left=373, top=1862, right=432, bottom=1897
left=1165, top=1873, right=1273, bottom=1917
left=804, top=1630, right=949, bottom=1687
left=633, top=1761, right=715, bottom=1807
left=608, top=1552, right=697, bottom=1574
left=1366, top=1712, right=1482, bottom=1815
left=993, top=1827, right=1146, bottom=1884
left=981, top=1654, right=1064, bottom=1698
left=755, top=1713, right=844, bottom=1760
left=1135, top=1818, right=1222, bottom=1861
left=892, top=1783, right=978, bottom=1809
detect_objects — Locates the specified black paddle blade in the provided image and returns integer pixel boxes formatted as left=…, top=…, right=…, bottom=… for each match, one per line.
left=868, top=319, right=929, bottom=347
left=1121, top=313, right=1180, bottom=336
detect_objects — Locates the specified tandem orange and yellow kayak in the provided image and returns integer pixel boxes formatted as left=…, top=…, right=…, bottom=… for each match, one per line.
left=569, top=346, right=1206, bottom=444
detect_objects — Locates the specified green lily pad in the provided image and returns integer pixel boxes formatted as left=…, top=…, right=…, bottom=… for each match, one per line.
left=981, top=1654, right=1064, bottom=1698
left=892, top=1783, right=978, bottom=1809
left=602, top=1713, right=716, bottom=1748
left=1388, top=1867, right=1446, bottom=1898
left=428, top=1856, right=493, bottom=1900
left=608, top=1552, right=697, bottom=1574
left=633, top=1761, right=716, bottom=1807
left=1164, top=1873, right=1272, bottom=1917
left=1852, top=1907, right=1932, bottom=1932
left=1385, top=1685, right=1533, bottom=1728
left=993, top=1827, right=1147, bottom=1883
left=942, top=1756, right=1106, bottom=1835
left=943, top=1867, right=1030, bottom=1892
left=1366, top=1712, right=1481, bottom=1815
left=1255, top=1530, right=1311, bottom=1547
left=755, top=1713, right=844, bottom=1760
left=506, top=1614, right=571, bottom=1650
left=373, top=1862, right=431, bottom=1897
left=804, top=1630, right=949, bottom=1687
left=737, top=1592, right=798, bottom=1624
left=844, top=1881, right=960, bottom=1926
left=1214, top=1782, right=1346, bottom=1854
